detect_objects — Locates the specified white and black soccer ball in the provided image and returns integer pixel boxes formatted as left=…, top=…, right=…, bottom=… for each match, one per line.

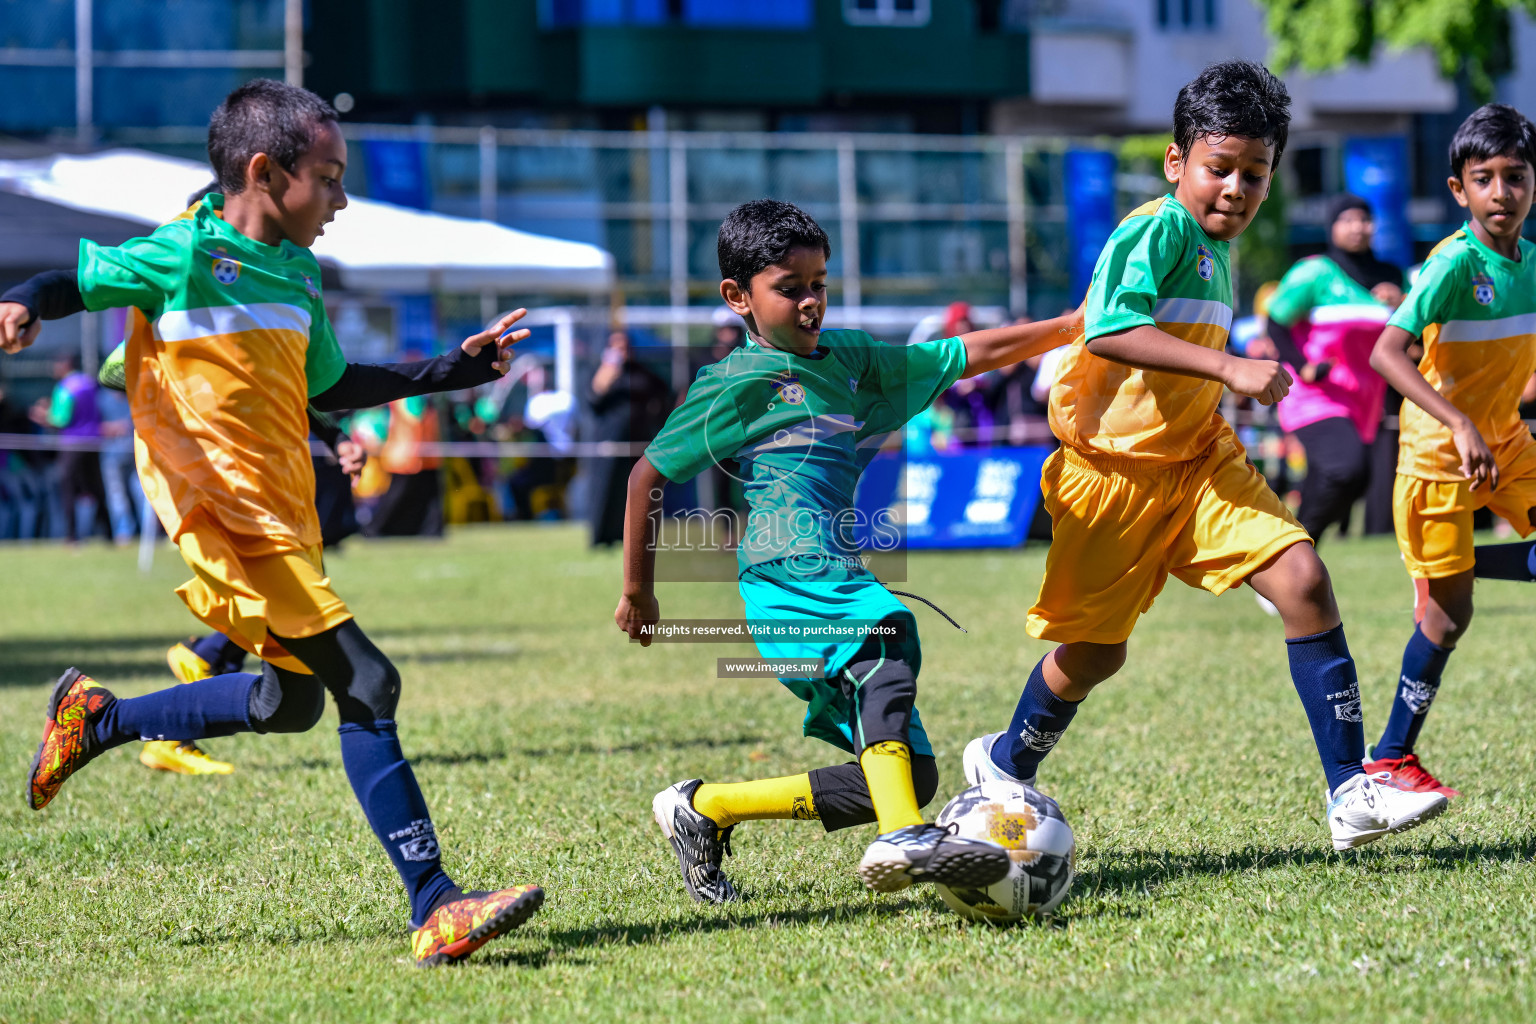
left=933, top=780, right=1075, bottom=923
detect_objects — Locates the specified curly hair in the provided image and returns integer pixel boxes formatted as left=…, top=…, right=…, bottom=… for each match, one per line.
left=1173, top=60, right=1291, bottom=162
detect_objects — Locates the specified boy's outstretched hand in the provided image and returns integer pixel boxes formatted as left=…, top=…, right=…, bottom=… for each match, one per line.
left=615, top=591, right=660, bottom=647
left=0, top=302, right=40, bottom=354
left=462, top=307, right=531, bottom=375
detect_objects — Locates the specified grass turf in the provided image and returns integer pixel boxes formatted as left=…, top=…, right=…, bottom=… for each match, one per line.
left=1, top=525, right=1533, bottom=1023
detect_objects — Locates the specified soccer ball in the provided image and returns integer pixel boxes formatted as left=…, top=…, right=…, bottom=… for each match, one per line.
left=933, top=780, right=1076, bottom=923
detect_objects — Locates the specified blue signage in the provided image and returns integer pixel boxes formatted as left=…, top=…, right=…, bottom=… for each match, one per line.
left=1343, top=136, right=1412, bottom=269
left=1064, top=149, right=1120, bottom=302
left=363, top=139, right=431, bottom=211
left=853, top=447, right=1053, bottom=550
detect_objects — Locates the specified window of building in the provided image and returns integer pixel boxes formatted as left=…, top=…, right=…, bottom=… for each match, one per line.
left=844, top=0, right=932, bottom=28
left=1155, top=0, right=1218, bottom=31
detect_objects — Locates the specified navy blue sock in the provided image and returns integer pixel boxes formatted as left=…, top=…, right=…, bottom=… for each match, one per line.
left=338, top=720, right=458, bottom=927
left=991, top=658, right=1081, bottom=781
left=1373, top=626, right=1452, bottom=760
left=1284, top=625, right=1366, bottom=794
left=92, top=672, right=257, bottom=748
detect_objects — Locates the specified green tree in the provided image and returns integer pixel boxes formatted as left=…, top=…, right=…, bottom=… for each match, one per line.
left=1256, top=0, right=1527, bottom=101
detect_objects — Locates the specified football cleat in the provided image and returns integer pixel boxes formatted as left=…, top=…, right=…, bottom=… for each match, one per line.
left=1327, top=771, right=1448, bottom=851
left=166, top=641, right=213, bottom=684
left=27, top=668, right=116, bottom=810
left=411, top=884, right=544, bottom=967
left=1363, top=749, right=1459, bottom=798
left=857, top=822, right=1011, bottom=893
left=652, top=779, right=739, bottom=904
left=139, top=740, right=235, bottom=776
left=962, top=732, right=1036, bottom=788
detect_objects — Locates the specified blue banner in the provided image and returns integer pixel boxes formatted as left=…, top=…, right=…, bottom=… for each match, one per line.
left=853, top=447, right=1052, bottom=550
left=363, top=139, right=431, bottom=211
left=1343, top=136, right=1412, bottom=269
left=1064, top=149, right=1119, bottom=302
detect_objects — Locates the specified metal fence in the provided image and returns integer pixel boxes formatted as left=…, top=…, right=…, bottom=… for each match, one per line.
left=114, top=122, right=1171, bottom=321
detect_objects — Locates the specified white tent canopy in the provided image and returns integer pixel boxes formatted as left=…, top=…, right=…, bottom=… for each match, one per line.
left=0, top=149, right=615, bottom=294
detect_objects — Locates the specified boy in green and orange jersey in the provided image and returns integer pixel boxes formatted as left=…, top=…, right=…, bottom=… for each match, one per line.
left=962, top=60, right=1448, bottom=852
left=0, top=79, right=540, bottom=965
left=1364, top=103, right=1536, bottom=796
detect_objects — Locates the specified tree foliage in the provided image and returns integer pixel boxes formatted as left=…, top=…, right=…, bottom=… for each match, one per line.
left=1255, top=0, right=1533, bottom=101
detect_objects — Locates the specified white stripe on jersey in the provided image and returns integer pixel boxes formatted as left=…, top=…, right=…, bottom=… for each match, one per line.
left=1309, top=303, right=1392, bottom=325
left=155, top=302, right=312, bottom=343
left=733, top=413, right=862, bottom=457
left=1153, top=297, right=1233, bottom=332
left=1436, top=312, right=1536, bottom=343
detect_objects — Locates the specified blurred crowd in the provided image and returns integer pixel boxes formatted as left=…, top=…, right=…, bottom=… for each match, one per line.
left=10, top=193, right=1535, bottom=549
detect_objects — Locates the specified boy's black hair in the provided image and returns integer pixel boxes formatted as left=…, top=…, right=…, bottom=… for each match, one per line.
left=1173, top=60, right=1291, bottom=163
left=717, top=199, right=831, bottom=287
left=1449, top=103, right=1536, bottom=177
left=207, top=79, right=339, bottom=195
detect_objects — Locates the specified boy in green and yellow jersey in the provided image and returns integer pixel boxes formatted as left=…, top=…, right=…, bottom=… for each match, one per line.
left=962, top=60, right=1449, bottom=852
left=0, top=79, right=540, bottom=965
left=1364, top=103, right=1536, bottom=797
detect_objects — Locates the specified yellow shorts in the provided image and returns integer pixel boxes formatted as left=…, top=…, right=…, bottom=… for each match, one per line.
left=1393, top=438, right=1536, bottom=579
left=1026, top=437, right=1311, bottom=645
left=173, top=510, right=353, bottom=673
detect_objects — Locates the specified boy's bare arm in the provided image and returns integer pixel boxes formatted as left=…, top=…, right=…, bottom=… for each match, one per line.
left=1370, top=324, right=1497, bottom=489
left=1088, top=324, right=1293, bottom=405
left=615, top=455, right=666, bottom=647
left=960, top=307, right=1085, bottom=377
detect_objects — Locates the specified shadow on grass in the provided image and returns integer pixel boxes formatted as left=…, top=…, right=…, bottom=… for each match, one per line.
left=1072, top=834, right=1536, bottom=911
left=408, top=733, right=770, bottom=766
left=480, top=898, right=924, bottom=969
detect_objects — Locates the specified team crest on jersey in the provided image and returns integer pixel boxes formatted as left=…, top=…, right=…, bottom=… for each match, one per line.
left=1195, top=243, right=1215, bottom=282
left=301, top=273, right=318, bottom=299
left=771, top=372, right=806, bottom=405
left=1472, top=273, right=1496, bottom=306
left=211, top=256, right=241, bottom=285
left=848, top=377, right=859, bottom=394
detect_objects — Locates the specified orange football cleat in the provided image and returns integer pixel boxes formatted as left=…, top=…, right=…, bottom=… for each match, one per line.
left=410, top=884, right=544, bottom=967
left=28, top=668, right=116, bottom=810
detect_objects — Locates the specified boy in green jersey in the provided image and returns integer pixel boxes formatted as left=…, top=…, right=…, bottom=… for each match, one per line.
left=0, top=79, right=542, bottom=965
left=616, top=199, right=1084, bottom=901
left=961, top=61, right=1448, bottom=852
left=1365, top=103, right=1536, bottom=796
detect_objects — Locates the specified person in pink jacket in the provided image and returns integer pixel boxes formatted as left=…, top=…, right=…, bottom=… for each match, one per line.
left=1265, top=195, right=1405, bottom=541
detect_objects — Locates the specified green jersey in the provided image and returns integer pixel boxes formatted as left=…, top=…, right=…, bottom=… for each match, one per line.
left=1056, top=195, right=1235, bottom=463
left=646, top=329, right=968, bottom=573
left=1389, top=225, right=1536, bottom=481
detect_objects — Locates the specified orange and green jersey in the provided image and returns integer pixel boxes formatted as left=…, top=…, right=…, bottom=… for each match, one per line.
left=1389, top=226, right=1536, bottom=482
left=1052, top=195, right=1235, bottom=463
left=77, top=193, right=346, bottom=551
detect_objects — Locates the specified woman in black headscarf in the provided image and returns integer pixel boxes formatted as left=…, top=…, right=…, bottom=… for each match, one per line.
left=1263, top=194, right=1405, bottom=542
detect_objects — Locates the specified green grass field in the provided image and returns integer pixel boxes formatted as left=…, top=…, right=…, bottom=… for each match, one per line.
left=2, top=526, right=1534, bottom=1023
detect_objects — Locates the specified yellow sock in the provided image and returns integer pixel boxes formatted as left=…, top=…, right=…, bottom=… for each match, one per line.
left=691, top=775, right=818, bottom=829
left=859, top=741, right=924, bottom=834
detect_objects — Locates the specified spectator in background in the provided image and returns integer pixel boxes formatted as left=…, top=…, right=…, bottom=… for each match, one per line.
left=96, top=385, right=139, bottom=545
left=366, top=385, right=444, bottom=538
left=1265, top=194, right=1403, bottom=543
left=987, top=314, right=1056, bottom=447
left=0, top=382, right=47, bottom=539
left=937, top=303, right=994, bottom=446
left=586, top=330, right=671, bottom=546
left=34, top=353, right=106, bottom=543
left=506, top=364, right=575, bottom=520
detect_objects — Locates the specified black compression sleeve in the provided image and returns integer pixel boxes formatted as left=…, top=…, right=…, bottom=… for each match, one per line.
left=1266, top=317, right=1308, bottom=368
left=1, top=270, right=86, bottom=325
left=309, top=344, right=500, bottom=412
left=306, top=407, right=346, bottom=452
